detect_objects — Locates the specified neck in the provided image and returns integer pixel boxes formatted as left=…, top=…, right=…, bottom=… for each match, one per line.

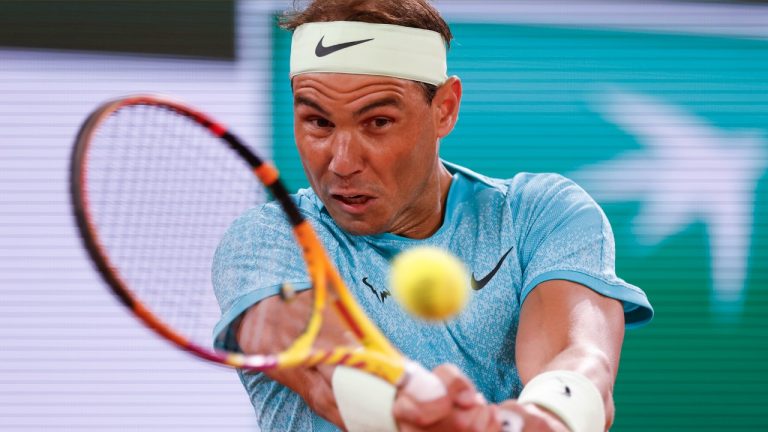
left=392, top=162, right=453, bottom=239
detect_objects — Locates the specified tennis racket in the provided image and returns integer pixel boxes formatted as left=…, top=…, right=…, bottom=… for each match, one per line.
left=70, top=94, right=443, bottom=403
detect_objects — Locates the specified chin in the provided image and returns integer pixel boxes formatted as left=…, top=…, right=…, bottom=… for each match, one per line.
left=332, top=215, right=385, bottom=236
left=337, top=221, right=383, bottom=236
left=325, top=204, right=386, bottom=236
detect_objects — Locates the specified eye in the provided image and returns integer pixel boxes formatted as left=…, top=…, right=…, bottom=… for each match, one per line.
left=310, top=117, right=334, bottom=128
left=370, top=117, right=392, bottom=128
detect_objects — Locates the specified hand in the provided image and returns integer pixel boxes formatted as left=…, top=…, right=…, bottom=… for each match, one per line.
left=267, top=363, right=345, bottom=428
left=394, top=364, right=501, bottom=432
left=496, top=400, right=570, bottom=432
left=239, top=292, right=356, bottom=429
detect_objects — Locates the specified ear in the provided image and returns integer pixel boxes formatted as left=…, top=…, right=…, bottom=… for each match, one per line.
left=433, top=76, right=462, bottom=139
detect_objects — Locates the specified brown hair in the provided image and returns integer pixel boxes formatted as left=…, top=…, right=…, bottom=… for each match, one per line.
left=281, top=0, right=452, bottom=103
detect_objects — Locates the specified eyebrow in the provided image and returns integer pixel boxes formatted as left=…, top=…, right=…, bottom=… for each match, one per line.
left=293, top=95, right=403, bottom=118
left=354, top=97, right=402, bottom=117
left=294, top=96, right=331, bottom=117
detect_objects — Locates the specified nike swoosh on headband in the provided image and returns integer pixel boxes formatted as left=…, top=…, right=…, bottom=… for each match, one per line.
left=315, top=36, right=375, bottom=57
left=471, top=246, right=514, bottom=290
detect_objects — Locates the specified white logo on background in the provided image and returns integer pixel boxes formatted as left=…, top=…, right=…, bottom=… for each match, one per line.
left=571, top=87, right=767, bottom=317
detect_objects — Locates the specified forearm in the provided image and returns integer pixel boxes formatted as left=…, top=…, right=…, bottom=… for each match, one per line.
left=237, top=294, right=346, bottom=428
left=520, top=343, right=617, bottom=428
left=265, top=364, right=344, bottom=427
left=515, top=280, right=626, bottom=431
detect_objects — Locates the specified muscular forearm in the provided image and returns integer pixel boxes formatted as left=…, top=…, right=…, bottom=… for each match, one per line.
left=516, top=280, right=626, bottom=431
left=237, top=294, right=348, bottom=428
left=265, top=364, right=345, bottom=428
left=520, top=343, right=617, bottom=429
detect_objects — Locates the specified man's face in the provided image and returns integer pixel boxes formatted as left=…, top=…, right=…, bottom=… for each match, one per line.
left=292, top=73, right=456, bottom=237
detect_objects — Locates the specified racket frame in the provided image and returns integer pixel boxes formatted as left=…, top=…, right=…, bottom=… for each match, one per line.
left=70, top=94, right=407, bottom=385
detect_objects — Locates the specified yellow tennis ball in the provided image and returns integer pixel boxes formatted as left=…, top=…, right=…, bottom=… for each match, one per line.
left=390, top=246, right=469, bottom=321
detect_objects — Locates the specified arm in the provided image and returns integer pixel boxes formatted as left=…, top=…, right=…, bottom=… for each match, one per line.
left=394, top=279, right=624, bottom=432
left=501, top=174, right=641, bottom=431
left=237, top=291, right=352, bottom=429
left=511, top=279, right=625, bottom=431
left=241, top=293, right=485, bottom=432
left=394, top=364, right=500, bottom=432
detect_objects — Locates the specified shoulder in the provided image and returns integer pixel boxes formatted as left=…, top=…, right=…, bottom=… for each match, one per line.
left=442, top=161, right=509, bottom=207
left=506, top=172, right=589, bottom=203
left=445, top=163, right=606, bottom=244
left=443, top=160, right=584, bottom=199
left=444, top=161, right=596, bottom=214
left=217, top=203, right=289, bottom=249
left=504, top=172, right=604, bottom=224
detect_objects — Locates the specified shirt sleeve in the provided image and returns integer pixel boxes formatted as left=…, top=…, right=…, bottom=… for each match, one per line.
left=511, top=173, right=653, bottom=328
left=210, top=203, right=312, bottom=350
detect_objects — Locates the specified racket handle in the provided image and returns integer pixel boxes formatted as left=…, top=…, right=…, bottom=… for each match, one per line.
left=402, top=361, right=447, bottom=402
left=333, top=366, right=398, bottom=432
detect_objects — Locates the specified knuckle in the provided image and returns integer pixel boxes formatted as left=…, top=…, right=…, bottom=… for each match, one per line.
left=435, top=363, right=462, bottom=379
left=443, top=363, right=462, bottom=376
left=412, top=416, right=432, bottom=428
left=454, top=413, right=471, bottom=430
left=524, top=415, right=546, bottom=430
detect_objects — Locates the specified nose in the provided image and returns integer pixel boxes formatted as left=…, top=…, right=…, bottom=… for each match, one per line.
left=328, top=131, right=364, bottom=178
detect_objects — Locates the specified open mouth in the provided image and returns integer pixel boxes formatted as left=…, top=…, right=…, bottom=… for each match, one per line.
left=332, top=194, right=372, bottom=205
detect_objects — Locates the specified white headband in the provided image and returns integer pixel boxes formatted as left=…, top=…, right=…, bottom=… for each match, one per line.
left=290, top=21, right=448, bottom=86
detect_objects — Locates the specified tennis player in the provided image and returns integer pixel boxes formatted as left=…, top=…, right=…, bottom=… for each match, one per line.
left=211, top=1, right=653, bottom=431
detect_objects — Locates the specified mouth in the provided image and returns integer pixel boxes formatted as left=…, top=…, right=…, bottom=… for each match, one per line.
left=330, top=193, right=376, bottom=214
left=333, top=194, right=370, bottom=204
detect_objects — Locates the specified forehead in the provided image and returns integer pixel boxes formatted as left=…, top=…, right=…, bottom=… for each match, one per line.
left=292, top=73, right=423, bottom=104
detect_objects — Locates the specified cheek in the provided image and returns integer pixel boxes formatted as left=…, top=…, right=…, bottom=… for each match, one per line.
left=294, top=135, right=329, bottom=183
left=384, top=129, right=437, bottom=191
left=404, top=117, right=438, bottom=165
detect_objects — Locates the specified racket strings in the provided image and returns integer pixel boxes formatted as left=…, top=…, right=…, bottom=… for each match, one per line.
left=85, top=103, right=262, bottom=347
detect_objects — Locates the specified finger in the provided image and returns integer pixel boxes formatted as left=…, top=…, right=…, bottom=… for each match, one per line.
left=498, top=400, right=573, bottom=432
left=393, top=392, right=452, bottom=427
left=432, top=364, right=481, bottom=409
left=432, top=364, right=474, bottom=393
left=485, top=405, right=505, bottom=432
left=316, top=364, right=335, bottom=382
left=489, top=405, right=504, bottom=432
left=392, top=393, right=420, bottom=422
left=453, top=388, right=487, bottom=408
left=520, top=403, right=570, bottom=432
left=495, top=404, right=525, bottom=432
left=468, top=405, right=501, bottom=432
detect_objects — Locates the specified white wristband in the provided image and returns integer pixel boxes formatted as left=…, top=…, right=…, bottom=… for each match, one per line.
left=332, top=366, right=398, bottom=432
left=518, top=370, right=605, bottom=432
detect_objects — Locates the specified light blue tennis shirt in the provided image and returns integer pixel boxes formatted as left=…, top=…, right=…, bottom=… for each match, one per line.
left=212, top=162, right=653, bottom=431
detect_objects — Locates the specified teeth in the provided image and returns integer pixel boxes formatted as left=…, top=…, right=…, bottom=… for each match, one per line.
left=338, top=195, right=368, bottom=204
